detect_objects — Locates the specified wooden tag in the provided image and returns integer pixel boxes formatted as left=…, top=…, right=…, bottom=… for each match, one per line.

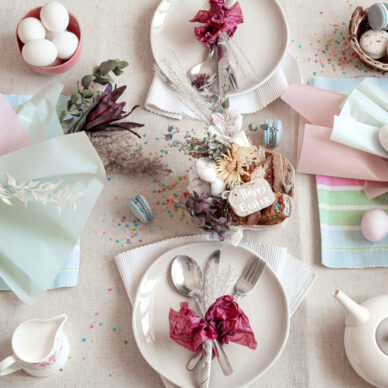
left=228, top=179, right=276, bottom=217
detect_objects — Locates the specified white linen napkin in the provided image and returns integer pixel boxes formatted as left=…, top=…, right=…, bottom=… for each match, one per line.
left=145, top=52, right=301, bottom=119
left=115, top=234, right=316, bottom=388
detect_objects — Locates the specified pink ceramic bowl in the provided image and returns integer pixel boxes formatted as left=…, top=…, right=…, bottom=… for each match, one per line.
left=16, top=7, right=82, bottom=75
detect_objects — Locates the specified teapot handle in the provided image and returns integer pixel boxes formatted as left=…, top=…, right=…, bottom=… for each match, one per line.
left=0, top=355, right=21, bottom=376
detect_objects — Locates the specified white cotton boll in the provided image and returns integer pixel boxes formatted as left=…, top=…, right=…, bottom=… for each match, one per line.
left=211, top=178, right=226, bottom=196
left=231, top=131, right=251, bottom=147
left=196, top=158, right=218, bottom=182
left=18, top=17, right=46, bottom=43
left=230, top=226, right=244, bottom=246
left=199, top=167, right=218, bottom=183
left=187, top=166, right=212, bottom=195
left=188, top=177, right=212, bottom=195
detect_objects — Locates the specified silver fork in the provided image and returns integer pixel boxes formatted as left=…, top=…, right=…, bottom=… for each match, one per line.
left=234, top=256, right=266, bottom=302
left=186, top=256, right=266, bottom=371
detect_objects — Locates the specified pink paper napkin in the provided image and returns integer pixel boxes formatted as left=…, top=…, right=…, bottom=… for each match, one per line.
left=0, top=94, right=30, bottom=155
left=282, top=84, right=388, bottom=183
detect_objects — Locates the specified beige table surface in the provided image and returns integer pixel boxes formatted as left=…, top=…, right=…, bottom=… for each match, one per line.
left=0, top=0, right=386, bottom=387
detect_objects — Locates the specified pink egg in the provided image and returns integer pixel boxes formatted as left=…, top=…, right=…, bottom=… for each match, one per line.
left=361, top=209, right=388, bottom=242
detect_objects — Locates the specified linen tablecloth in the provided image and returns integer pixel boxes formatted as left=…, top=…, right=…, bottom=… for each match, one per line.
left=0, top=1, right=386, bottom=387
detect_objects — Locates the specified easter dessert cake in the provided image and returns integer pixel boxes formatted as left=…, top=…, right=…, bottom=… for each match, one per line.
left=230, top=147, right=295, bottom=227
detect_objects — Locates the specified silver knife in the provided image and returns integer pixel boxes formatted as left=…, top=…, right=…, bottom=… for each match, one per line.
left=187, top=254, right=265, bottom=371
left=206, top=249, right=220, bottom=279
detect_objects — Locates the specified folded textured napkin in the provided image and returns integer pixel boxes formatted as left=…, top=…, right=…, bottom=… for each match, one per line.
left=115, top=234, right=316, bottom=388
left=332, top=79, right=388, bottom=159
left=310, top=77, right=388, bottom=268
left=0, top=94, right=80, bottom=292
left=282, top=82, right=388, bottom=184
left=0, top=87, right=105, bottom=304
left=0, top=241, right=80, bottom=291
left=145, top=51, right=299, bottom=119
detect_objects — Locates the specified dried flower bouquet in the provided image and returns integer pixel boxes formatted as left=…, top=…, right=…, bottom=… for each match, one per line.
left=163, top=64, right=295, bottom=242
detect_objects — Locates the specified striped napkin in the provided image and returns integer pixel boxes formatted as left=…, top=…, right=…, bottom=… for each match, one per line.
left=310, top=77, right=388, bottom=268
left=0, top=94, right=80, bottom=290
left=146, top=51, right=300, bottom=119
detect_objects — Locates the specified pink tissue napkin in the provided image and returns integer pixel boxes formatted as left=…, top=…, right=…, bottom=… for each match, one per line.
left=0, top=94, right=30, bottom=155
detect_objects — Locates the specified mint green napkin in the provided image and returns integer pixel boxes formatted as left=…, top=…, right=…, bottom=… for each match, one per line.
left=0, top=84, right=105, bottom=304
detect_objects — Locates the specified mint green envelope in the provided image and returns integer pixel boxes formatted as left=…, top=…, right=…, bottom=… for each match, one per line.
left=0, top=83, right=105, bottom=304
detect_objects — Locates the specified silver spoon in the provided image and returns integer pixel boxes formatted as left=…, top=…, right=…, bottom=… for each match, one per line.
left=171, top=255, right=233, bottom=376
left=188, top=47, right=217, bottom=92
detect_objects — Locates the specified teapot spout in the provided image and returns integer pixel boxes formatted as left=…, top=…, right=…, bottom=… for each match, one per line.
left=333, top=289, right=369, bottom=326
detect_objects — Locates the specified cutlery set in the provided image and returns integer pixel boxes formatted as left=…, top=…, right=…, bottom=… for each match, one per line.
left=171, top=250, right=266, bottom=387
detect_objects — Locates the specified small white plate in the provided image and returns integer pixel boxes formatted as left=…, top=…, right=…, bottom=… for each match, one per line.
left=150, top=0, right=289, bottom=97
left=132, top=241, right=290, bottom=388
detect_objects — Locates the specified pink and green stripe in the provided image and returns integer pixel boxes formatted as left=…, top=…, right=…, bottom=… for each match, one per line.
left=316, top=175, right=388, bottom=268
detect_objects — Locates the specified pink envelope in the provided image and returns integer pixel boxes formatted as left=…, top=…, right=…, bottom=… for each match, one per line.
left=282, top=84, right=388, bottom=197
left=0, top=94, right=30, bottom=156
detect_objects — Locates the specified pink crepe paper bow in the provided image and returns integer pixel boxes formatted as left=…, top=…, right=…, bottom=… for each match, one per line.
left=169, top=295, right=257, bottom=352
left=190, top=0, right=244, bottom=47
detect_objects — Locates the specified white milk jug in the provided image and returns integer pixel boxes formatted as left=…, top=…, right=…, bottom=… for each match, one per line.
left=0, top=314, right=69, bottom=377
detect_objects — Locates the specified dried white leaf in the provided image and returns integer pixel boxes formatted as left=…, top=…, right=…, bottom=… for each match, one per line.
left=6, top=173, right=16, bottom=187
left=27, top=180, right=40, bottom=189
left=0, top=173, right=83, bottom=212
left=1, top=197, right=13, bottom=206
left=57, top=185, right=69, bottom=198
left=31, top=191, right=39, bottom=201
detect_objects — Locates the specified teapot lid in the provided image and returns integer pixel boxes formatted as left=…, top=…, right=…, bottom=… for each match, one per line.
left=376, top=318, right=388, bottom=356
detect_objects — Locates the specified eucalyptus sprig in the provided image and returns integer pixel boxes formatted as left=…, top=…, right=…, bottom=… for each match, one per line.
left=58, top=59, right=129, bottom=128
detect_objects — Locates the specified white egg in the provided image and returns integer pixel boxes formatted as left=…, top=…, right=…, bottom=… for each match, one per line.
left=379, top=124, right=388, bottom=153
left=50, top=57, right=63, bottom=67
left=359, top=29, right=388, bottom=59
left=17, top=17, right=46, bottom=43
left=51, top=31, right=78, bottom=59
left=40, top=1, right=69, bottom=32
left=45, top=29, right=56, bottom=41
left=22, top=39, right=58, bottom=66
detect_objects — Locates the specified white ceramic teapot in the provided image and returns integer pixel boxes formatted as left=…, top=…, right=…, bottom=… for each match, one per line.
left=334, top=289, right=388, bottom=388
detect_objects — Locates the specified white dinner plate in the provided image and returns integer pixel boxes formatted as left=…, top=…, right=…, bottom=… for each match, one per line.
left=150, top=0, right=289, bottom=97
left=132, top=241, right=290, bottom=388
